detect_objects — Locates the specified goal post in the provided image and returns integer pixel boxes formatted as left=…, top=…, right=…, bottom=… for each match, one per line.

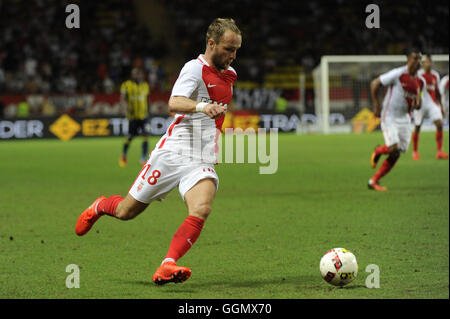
left=312, top=54, right=450, bottom=134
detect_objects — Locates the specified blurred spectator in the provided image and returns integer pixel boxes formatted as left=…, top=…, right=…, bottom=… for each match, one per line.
left=0, top=0, right=167, bottom=95
left=0, top=65, right=5, bottom=92
left=24, top=55, right=38, bottom=79
left=41, top=98, right=56, bottom=116
left=275, top=95, right=287, bottom=113
left=0, top=0, right=447, bottom=99
left=165, top=0, right=448, bottom=79
left=17, top=101, right=30, bottom=117
left=103, top=72, right=115, bottom=93
left=58, top=72, right=77, bottom=94
left=0, top=99, right=4, bottom=118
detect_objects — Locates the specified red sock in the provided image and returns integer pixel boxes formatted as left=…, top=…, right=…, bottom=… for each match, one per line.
left=165, top=216, right=205, bottom=262
left=372, top=158, right=397, bottom=182
left=96, top=195, right=124, bottom=217
left=412, top=132, right=419, bottom=152
left=376, top=145, right=389, bottom=155
left=436, top=130, right=443, bottom=152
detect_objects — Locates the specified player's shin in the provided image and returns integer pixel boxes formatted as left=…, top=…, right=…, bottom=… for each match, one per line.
left=123, top=140, right=130, bottom=156
left=163, top=215, right=205, bottom=263
left=372, top=153, right=399, bottom=182
left=412, top=132, right=420, bottom=153
left=436, top=130, right=443, bottom=152
left=96, top=195, right=124, bottom=217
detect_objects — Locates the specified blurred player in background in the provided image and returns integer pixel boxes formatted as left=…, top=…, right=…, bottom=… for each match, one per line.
left=75, top=18, right=241, bottom=285
left=439, top=73, right=449, bottom=123
left=411, top=55, right=448, bottom=160
left=119, top=68, right=150, bottom=167
left=368, top=49, right=423, bottom=191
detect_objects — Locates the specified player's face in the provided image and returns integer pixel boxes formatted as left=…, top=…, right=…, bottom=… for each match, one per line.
left=408, top=52, right=422, bottom=74
left=423, top=57, right=432, bottom=72
left=211, top=30, right=242, bottom=71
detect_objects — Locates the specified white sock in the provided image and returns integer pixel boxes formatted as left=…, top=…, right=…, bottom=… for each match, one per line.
left=94, top=201, right=100, bottom=215
left=161, top=258, right=176, bottom=265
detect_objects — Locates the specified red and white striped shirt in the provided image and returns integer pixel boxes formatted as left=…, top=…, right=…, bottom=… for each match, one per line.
left=155, top=54, right=237, bottom=163
left=380, top=65, right=424, bottom=123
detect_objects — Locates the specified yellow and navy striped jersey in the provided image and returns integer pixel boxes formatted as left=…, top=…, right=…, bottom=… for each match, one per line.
left=120, top=80, right=150, bottom=120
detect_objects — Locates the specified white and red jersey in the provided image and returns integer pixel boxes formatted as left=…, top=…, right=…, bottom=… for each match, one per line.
left=439, top=74, right=449, bottom=110
left=379, top=65, right=424, bottom=123
left=418, top=69, right=441, bottom=105
left=155, top=54, right=237, bottom=163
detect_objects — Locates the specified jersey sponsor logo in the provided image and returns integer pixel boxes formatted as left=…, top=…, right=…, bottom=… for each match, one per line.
left=207, top=83, right=217, bottom=88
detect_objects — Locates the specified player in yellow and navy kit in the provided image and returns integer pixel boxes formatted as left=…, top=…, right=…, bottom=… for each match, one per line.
left=119, top=68, right=150, bottom=167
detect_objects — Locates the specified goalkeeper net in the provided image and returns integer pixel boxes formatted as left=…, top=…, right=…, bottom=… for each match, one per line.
left=312, top=55, right=449, bottom=134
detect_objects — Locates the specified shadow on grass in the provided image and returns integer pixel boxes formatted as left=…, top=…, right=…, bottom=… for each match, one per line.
left=117, top=275, right=367, bottom=295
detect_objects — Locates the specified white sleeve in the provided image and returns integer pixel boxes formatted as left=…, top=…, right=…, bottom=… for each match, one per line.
left=439, top=75, right=449, bottom=95
left=171, top=60, right=202, bottom=98
left=379, top=67, right=403, bottom=86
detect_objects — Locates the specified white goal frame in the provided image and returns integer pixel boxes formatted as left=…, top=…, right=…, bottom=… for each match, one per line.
left=313, top=54, right=450, bottom=134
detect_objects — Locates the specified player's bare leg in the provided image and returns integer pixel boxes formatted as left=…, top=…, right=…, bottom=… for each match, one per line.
left=152, top=178, right=216, bottom=285
left=75, top=194, right=148, bottom=235
left=412, top=125, right=421, bottom=160
left=369, top=144, right=400, bottom=191
left=434, top=119, right=448, bottom=159
left=114, top=194, right=148, bottom=220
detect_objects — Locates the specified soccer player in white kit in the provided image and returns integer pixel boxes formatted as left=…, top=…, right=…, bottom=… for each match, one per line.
left=411, top=55, right=448, bottom=160
left=439, top=73, right=449, bottom=126
left=368, top=49, right=423, bottom=191
left=75, top=18, right=242, bottom=285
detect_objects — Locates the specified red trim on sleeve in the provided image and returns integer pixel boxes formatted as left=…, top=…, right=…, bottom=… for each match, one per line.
left=158, top=115, right=185, bottom=149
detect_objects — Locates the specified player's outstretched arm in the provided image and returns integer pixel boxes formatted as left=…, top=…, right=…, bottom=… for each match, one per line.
left=169, top=96, right=227, bottom=119
left=370, top=77, right=382, bottom=117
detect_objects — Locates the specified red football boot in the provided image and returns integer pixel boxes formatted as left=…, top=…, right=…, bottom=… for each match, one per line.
left=152, top=261, right=191, bottom=285
left=75, top=196, right=106, bottom=236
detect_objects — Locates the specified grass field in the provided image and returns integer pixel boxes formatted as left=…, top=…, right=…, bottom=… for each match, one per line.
left=0, top=131, right=448, bottom=299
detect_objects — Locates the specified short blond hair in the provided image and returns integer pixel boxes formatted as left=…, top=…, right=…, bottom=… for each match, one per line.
left=206, top=18, right=241, bottom=46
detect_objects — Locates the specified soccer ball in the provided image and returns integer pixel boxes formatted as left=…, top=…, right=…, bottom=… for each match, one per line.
left=319, top=248, right=358, bottom=286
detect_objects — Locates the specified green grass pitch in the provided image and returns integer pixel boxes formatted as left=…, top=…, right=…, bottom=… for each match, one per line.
left=0, top=131, right=448, bottom=299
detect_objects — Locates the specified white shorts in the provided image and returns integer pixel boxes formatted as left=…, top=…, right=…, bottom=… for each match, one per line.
left=413, top=101, right=443, bottom=126
left=129, top=150, right=219, bottom=204
left=381, top=120, right=412, bottom=153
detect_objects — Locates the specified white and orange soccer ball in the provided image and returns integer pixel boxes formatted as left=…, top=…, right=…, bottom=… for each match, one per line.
left=320, top=248, right=358, bottom=286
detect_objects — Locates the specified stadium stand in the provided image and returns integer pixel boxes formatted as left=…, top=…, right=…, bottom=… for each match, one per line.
left=0, top=0, right=167, bottom=95
left=0, top=0, right=448, bottom=108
